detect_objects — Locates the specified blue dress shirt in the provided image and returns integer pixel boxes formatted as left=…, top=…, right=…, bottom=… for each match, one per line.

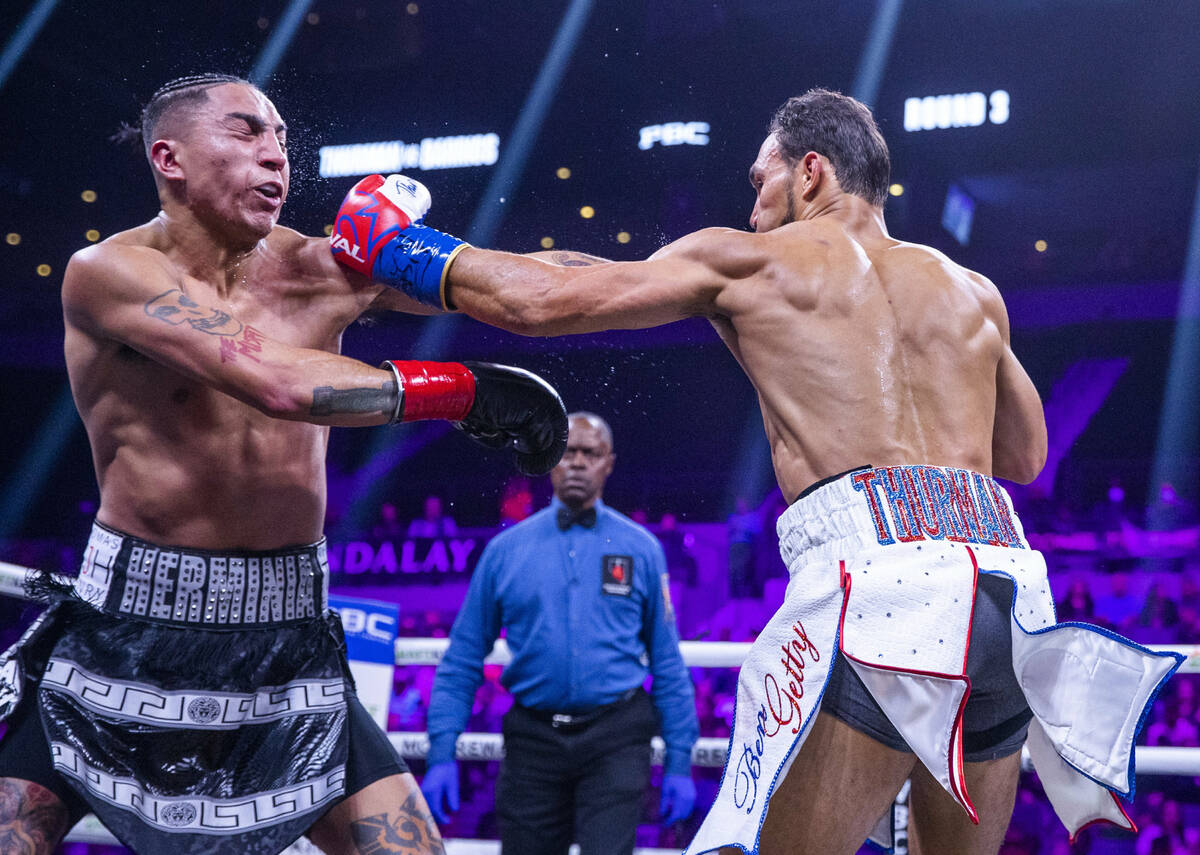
left=427, top=497, right=699, bottom=776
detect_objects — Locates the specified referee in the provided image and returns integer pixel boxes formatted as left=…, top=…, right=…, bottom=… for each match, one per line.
left=422, top=412, right=699, bottom=854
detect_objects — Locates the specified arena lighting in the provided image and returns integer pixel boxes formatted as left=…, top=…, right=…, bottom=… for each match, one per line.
left=540, top=236, right=554, bottom=248
left=556, top=166, right=571, bottom=179
left=1035, top=239, right=1048, bottom=253
left=0, top=389, right=79, bottom=538
left=579, top=205, right=595, bottom=219
left=5, top=232, right=19, bottom=245
left=942, top=183, right=975, bottom=246
left=636, top=121, right=710, bottom=150
left=80, top=189, right=96, bottom=202
left=903, top=90, right=1010, bottom=132
left=850, top=0, right=904, bottom=106
left=889, top=183, right=904, bottom=197
left=339, top=0, right=595, bottom=533
left=317, top=134, right=501, bottom=178
left=248, top=0, right=315, bottom=89
left=36, top=263, right=50, bottom=276
left=466, top=0, right=594, bottom=248
left=1149, top=155, right=1200, bottom=527
left=616, top=231, right=631, bottom=244
left=729, top=0, right=907, bottom=518
left=0, top=0, right=59, bottom=93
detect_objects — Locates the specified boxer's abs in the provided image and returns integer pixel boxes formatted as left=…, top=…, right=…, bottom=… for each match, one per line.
left=78, top=349, right=330, bottom=550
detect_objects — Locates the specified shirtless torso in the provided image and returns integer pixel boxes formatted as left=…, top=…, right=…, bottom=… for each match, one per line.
left=443, top=119, right=1047, bottom=855
left=1, top=78, right=453, bottom=855
left=705, top=216, right=1029, bottom=500
left=63, top=219, right=411, bottom=549
left=450, top=146, right=1046, bottom=502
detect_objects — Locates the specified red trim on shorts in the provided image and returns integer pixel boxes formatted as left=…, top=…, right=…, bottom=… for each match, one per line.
left=834, top=546, right=980, bottom=824
left=1069, top=794, right=1136, bottom=843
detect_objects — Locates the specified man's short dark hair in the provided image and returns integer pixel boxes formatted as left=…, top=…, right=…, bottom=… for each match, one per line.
left=127, top=73, right=252, bottom=158
left=768, top=89, right=891, bottom=207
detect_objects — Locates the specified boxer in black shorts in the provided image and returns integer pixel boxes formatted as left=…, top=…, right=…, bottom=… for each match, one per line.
left=0, top=72, right=566, bottom=854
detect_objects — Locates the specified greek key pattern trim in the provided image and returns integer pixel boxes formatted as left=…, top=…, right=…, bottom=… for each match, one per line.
left=50, top=741, right=345, bottom=834
left=42, top=658, right=345, bottom=728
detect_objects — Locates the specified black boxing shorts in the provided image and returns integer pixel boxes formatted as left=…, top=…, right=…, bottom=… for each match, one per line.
left=0, top=522, right=408, bottom=855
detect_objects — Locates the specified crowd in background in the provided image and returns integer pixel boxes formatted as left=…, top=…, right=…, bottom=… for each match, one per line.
left=3, top=480, right=1198, bottom=854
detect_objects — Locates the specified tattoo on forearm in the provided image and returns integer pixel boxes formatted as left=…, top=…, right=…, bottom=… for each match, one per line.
left=311, top=378, right=399, bottom=418
left=349, top=793, right=446, bottom=854
left=0, top=779, right=69, bottom=855
left=144, top=289, right=243, bottom=335
left=551, top=251, right=609, bottom=267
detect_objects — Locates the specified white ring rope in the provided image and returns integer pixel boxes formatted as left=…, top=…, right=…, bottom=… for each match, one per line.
left=3, top=560, right=1198, bottom=779
left=6, top=562, right=1194, bottom=672
left=62, top=812, right=682, bottom=855
left=384, top=732, right=1200, bottom=776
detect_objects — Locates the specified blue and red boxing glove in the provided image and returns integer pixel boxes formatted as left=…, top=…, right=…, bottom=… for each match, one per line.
left=331, top=174, right=468, bottom=310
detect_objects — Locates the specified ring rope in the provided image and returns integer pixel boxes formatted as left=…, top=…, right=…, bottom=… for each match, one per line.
left=5, top=562, right=1195, bottom=672
left=4, top=560, right=1195, bottom=850
left=2, top=561, right=1198, bottom=674
left=385, top=732, right=1200, bottom=776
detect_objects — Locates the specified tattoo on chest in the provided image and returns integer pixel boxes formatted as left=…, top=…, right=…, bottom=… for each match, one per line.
left=144, top=289, right=243, bottom=336
left=311, top=378, right=398, bottom=418
left=349, top=794, right=446, bottom=854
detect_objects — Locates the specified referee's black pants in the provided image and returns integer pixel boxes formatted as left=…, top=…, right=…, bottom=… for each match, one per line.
left=496, top=688, right=656, bottom=855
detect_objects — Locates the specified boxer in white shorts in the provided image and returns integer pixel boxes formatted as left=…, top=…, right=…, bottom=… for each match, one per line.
left=351, top=87, right=1185, bottom=854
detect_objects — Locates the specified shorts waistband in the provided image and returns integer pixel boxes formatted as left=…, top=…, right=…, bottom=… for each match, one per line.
left=777, top=465, right=1028, bottom=570
left=73, top=522, right=330, bottom=628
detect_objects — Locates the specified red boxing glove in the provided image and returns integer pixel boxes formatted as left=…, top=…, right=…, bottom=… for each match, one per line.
left=383, top=360, right=476, bottom=423
left=380, top=360, right=568, bottom=476
left=330, top=174, right=429, bottom=277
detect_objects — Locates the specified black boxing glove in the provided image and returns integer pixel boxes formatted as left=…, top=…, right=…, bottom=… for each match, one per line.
left=379, top=360, right=567, bottom=475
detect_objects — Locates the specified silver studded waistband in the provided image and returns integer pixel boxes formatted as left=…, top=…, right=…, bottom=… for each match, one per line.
left=73, top=522, right=329, bottom=628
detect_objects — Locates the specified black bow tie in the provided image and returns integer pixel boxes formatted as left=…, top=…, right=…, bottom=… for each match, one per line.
left=557, top=506, right=597, bottom=531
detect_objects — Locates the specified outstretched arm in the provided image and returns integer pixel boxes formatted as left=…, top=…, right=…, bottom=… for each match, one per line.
left=329, top=174, right=768, bottom=336
left=446, top=227, right=767, bottom=336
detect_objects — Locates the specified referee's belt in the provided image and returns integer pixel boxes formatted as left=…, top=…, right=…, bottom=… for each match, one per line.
left=519, top=687, right=642, bottom=730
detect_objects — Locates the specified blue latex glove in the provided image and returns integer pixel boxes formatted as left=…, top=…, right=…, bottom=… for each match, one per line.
left=421, top=761, right=460, bottom=825
left=660, top=773, right=697, bottom=825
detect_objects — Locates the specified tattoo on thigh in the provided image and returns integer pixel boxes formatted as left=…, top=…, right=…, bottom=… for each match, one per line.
left=0, top=779, right=69, bottom=855
left=350, top=793, right=445, bottom=854
left=311, top=379, right=398, bottom=418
